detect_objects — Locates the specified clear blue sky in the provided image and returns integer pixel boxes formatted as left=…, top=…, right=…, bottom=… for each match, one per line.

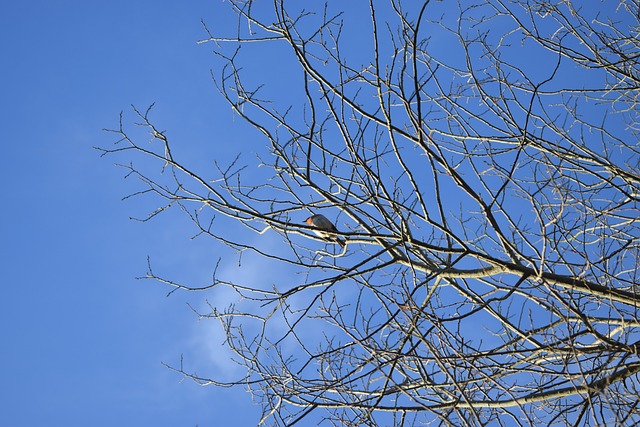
left=1, top=1, right=262, bottom=425
left=3, top=1, right=630, bottom=426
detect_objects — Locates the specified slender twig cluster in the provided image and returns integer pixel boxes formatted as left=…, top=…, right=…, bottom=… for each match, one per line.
left=102, top=1, right=640, bottom=426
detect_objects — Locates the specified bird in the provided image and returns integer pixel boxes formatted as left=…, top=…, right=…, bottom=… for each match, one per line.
left=305, top=214, right=345, bottom=247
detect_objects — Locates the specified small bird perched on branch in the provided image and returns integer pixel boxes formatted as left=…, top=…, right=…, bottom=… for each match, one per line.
left=305, top=214, right=345, bottom=247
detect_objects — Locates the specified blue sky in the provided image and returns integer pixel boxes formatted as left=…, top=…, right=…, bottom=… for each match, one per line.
left=1, top=1, right=262, bottom=426
left=3, top=1, right=636, bottom=426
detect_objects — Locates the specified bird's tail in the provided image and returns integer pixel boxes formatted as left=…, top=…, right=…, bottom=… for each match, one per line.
left=336, top=238, right=346, bottom=248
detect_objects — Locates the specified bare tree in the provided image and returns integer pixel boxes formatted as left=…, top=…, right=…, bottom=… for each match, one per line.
left=101, top=0, right=640, bottom=425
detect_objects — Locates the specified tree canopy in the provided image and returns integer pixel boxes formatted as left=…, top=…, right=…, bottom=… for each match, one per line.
left=103, top=1, right=640, bottom=426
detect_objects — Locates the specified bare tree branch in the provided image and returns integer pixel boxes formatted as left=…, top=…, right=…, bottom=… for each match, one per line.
left=102, top=1, right=640, bottom=425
